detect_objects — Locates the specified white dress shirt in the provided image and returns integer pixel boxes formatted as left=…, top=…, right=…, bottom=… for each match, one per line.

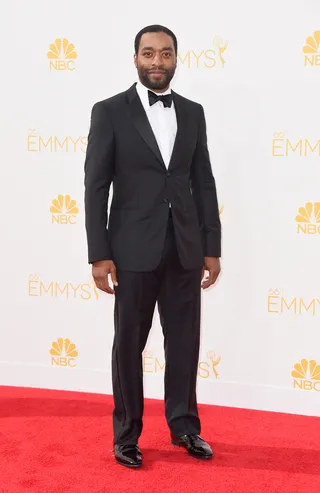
left=135, top=80, right=177, bottom=169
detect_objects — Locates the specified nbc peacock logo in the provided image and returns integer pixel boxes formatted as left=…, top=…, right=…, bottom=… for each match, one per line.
left=292, top=359, right=320, bottom=392
left=50, top=194, right=79, bottom=225
left=50, top=338, right=78, bottom=368
left=47, top=38, right=77, bottom=71
left=303, top=31, right=320, bottom=67
left=295, top=202, right=320, bottom=234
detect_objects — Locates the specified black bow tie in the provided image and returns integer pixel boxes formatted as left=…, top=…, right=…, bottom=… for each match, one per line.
left=148, top=90, right=173, bottom=108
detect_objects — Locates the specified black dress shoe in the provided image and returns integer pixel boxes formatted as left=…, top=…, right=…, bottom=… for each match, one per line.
left=114, top=444, right=142, bottom=468
left=171, top=434, right=213, bottom=459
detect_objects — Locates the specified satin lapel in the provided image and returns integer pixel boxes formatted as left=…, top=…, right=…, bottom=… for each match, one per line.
left=126, top=84, right=166, bottom=170
left=168, top=91, right=189, bottom=171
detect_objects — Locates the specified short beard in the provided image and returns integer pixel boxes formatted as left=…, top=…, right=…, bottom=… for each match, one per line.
left=138, top=66, right=176, bottom=91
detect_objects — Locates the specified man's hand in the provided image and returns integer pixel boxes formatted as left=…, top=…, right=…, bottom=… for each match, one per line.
left=92, top=260, right=118, bottom=295
left=201, top=257, right=221, bottom=289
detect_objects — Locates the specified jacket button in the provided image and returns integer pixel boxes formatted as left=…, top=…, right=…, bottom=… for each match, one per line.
left=163, top=198, right=168, bottom=203
left=166, top=171, right=171, bottom=176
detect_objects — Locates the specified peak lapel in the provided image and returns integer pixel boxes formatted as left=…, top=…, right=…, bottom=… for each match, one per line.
left=167, top=91, right=188, bottom=171
left=126, top=84, right=166, bottom=170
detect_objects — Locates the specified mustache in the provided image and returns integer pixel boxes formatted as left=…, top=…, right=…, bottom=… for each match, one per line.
left=148, top=68, right=167, bottom=73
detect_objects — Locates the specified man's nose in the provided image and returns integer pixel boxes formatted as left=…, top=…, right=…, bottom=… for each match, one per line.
left=152, top=53, right=161, bottom=65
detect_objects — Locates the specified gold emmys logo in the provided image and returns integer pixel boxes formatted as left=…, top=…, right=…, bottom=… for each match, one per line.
left=199, top=351, right=221, bottom=379
left=178, top=36, right=228, bottom=69
left=219, top=205, right=224, bottom=215
left=50, top=195, right=79, bottom=225
left=47, top=38, right=77, bottom=71
left=27, top=129, right=87, bottom=153
left=272, top=132, right=320, bottom=157
left=296, top=202, right=320, bottom=234
left=50, top=338, right=78, bottom=367
left=303, top=31, right=320, bottom=67
left=292, top=359, right=320, bottom=391
left=143, top=350, right=165, bottom=373
left=268, top=288, right=320, bottom=316
left=142, top=349, right=221, bottom=379
left=28, top=274, right=99, bottom=301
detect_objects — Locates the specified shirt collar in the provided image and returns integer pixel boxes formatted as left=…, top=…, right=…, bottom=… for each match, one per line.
left=136, top=80, right=172, bottom=111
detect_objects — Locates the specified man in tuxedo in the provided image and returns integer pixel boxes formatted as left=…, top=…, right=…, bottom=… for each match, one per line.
left=84, top=24, right=221, bottom=468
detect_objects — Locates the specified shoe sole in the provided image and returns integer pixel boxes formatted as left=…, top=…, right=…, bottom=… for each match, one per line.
left=171, top=440, right=213, bottom=459
left=115, top=458, right=142, bottom=468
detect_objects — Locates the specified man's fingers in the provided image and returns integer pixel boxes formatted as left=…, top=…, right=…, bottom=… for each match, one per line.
left=201, top=268, right=220, bottom=289
left=201, top=274, right=209, bottom=289
left=102, top=274, right=115, bottom=294
left=95, top=280, right=108, bottom=294
left=211, top=274, right=219, bottom=286
left=94, top=275, right=114, bottom=295
left=201, top=269, right=213, bottom=288
left=92, top=261, right=117, bottom=295
left=110, top=266, right=118, bottom=287
left=202, top=271, right=214, bottom=289
left=211, top=268, right=219, bottom=284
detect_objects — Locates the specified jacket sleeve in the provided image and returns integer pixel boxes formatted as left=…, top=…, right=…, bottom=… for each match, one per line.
left=84, top=102, right=114, bottom=264
left=190, top=104, right=221, bottom=257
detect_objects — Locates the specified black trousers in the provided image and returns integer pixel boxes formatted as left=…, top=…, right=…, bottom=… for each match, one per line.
left=112, top=210, right=203, bottom=445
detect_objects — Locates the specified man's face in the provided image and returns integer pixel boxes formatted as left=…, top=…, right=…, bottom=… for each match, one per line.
left=134, top=32, right=177, bottom=92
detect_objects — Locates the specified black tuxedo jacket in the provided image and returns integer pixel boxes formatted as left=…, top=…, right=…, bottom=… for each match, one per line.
left=84, top=83, right=221, bottom=271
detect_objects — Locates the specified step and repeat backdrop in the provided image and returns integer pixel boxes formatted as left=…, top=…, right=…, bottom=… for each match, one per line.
left=1, top=0, right=319, bottom=416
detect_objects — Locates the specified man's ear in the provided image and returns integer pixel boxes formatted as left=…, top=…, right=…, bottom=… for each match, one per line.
left=134, top=53, right=137, bottom=68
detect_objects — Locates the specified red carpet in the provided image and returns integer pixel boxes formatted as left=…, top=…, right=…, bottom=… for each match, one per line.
left=1, top=386, right=320, bottom=492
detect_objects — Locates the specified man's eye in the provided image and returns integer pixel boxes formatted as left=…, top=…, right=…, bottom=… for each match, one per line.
left=163, top=53, right=171, bottom=57
left=144, top=52, right=152, bottom=56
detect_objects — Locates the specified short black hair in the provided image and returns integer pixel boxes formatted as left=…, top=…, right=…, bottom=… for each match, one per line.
left=134, top=25, right=178, bottom=55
